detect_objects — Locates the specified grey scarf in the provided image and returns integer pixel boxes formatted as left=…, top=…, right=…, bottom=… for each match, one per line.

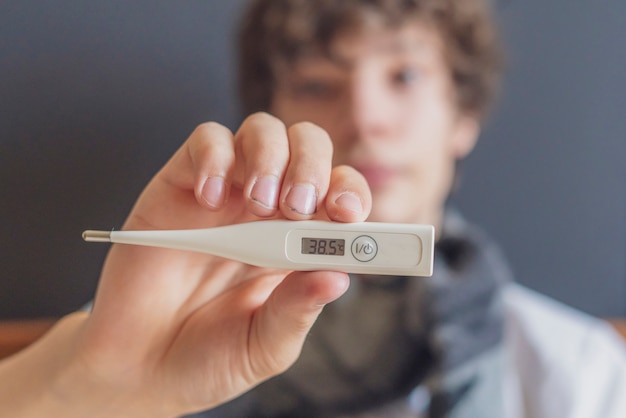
left=201, top=212, right=512, bottom=418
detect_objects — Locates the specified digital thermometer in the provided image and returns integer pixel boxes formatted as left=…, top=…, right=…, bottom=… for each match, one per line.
left=83, top=220, right=434, bottom=276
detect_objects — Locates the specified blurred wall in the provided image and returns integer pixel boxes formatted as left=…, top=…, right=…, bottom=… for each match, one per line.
left=1, top=1, right=624, bottom=319
left=451, top=1, right=626, bottom=317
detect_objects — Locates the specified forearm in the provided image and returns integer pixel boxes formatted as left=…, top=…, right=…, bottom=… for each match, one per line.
left=0, top=312, right=174, bottom=418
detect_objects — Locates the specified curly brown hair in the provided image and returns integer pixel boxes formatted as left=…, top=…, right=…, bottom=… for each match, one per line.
left=237, top=0, right=504, bottom=119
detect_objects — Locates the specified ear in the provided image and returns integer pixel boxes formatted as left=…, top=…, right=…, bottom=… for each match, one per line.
left=450, top=115, right=480, bottom=159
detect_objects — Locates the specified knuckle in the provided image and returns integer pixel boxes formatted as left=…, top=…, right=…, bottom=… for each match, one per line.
left=288, top=121, right=326, bottom=138
left=189, top=122, right=234, bottom=155
left=192, top=121, right=229, bottom=138
left=287, top=122, right=333, bottom=153
left=243, top=111, right=285, bottom=130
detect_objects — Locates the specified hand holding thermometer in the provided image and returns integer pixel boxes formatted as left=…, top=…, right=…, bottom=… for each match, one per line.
left=83, top=220, right=434, bottom=276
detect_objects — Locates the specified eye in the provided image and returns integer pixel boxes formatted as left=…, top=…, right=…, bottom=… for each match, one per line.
left=391, top=67, right=419, bottom=87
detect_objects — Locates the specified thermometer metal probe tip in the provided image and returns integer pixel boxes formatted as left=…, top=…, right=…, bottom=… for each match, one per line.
left=82, top=230, right=112, bottom=242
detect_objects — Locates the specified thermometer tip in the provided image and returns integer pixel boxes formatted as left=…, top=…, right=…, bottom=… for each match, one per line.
left=82, top=230, right=112, bottom=242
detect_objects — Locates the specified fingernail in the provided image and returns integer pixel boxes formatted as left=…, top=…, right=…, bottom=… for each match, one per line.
left=285, top=184, right=317, bottom=215
left=250, top=175, right=279, bottom=210
left=334, top=192, right=363, bottom=214
left=201, top=176, right=225, bottom=208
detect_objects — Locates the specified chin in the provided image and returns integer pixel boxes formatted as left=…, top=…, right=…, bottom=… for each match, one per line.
left=367, top=199, right=419, bottom=224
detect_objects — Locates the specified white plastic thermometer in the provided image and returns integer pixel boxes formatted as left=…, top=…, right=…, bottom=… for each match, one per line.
left=83, top=220, right=434, bottom=276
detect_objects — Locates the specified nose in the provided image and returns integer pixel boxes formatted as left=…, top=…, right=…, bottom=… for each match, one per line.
left=347, top=68, right=396, bottom=142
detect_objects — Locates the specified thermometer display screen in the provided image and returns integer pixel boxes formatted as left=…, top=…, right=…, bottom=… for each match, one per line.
left=302, top=238, right=345, bottom=256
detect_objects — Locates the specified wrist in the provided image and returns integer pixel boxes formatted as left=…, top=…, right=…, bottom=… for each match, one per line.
left=0, top=312, right=175, bottom=418
left=0, top=313, right=83, bottom=416
left=46, top=313, right=177, bottom=417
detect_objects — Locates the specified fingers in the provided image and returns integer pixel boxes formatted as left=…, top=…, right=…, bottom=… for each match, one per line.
left=234, top=114, right=336, bottom=219
left=157, top=113, right=371, bottom=224
left=249, top=271, right=350, bottom=378
left=201, top=113, right=371, bottom=222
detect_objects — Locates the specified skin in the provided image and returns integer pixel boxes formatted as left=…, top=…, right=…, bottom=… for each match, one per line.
left=0, top=22, right=479, bottom=418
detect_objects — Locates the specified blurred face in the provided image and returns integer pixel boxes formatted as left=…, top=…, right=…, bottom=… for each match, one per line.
left=271, top=23, right=479, bottom=228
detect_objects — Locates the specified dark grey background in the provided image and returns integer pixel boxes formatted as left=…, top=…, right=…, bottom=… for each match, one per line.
left=1, top=1, right=624, bottom=319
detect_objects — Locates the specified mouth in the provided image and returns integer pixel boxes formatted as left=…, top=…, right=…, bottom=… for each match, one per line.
left=353, top=165, right=399, bottom=189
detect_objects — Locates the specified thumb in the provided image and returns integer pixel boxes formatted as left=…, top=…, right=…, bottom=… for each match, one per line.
left=249, top=271, right=350, bottom=379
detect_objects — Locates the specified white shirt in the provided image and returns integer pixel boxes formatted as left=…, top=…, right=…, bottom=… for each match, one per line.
left=503, top=284, right=626, bottom=418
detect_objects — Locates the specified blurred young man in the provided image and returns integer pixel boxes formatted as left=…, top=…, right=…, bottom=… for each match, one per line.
left=1, top=1, right=624, bottom=417
left=202, top=0, right=626, bottom=417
